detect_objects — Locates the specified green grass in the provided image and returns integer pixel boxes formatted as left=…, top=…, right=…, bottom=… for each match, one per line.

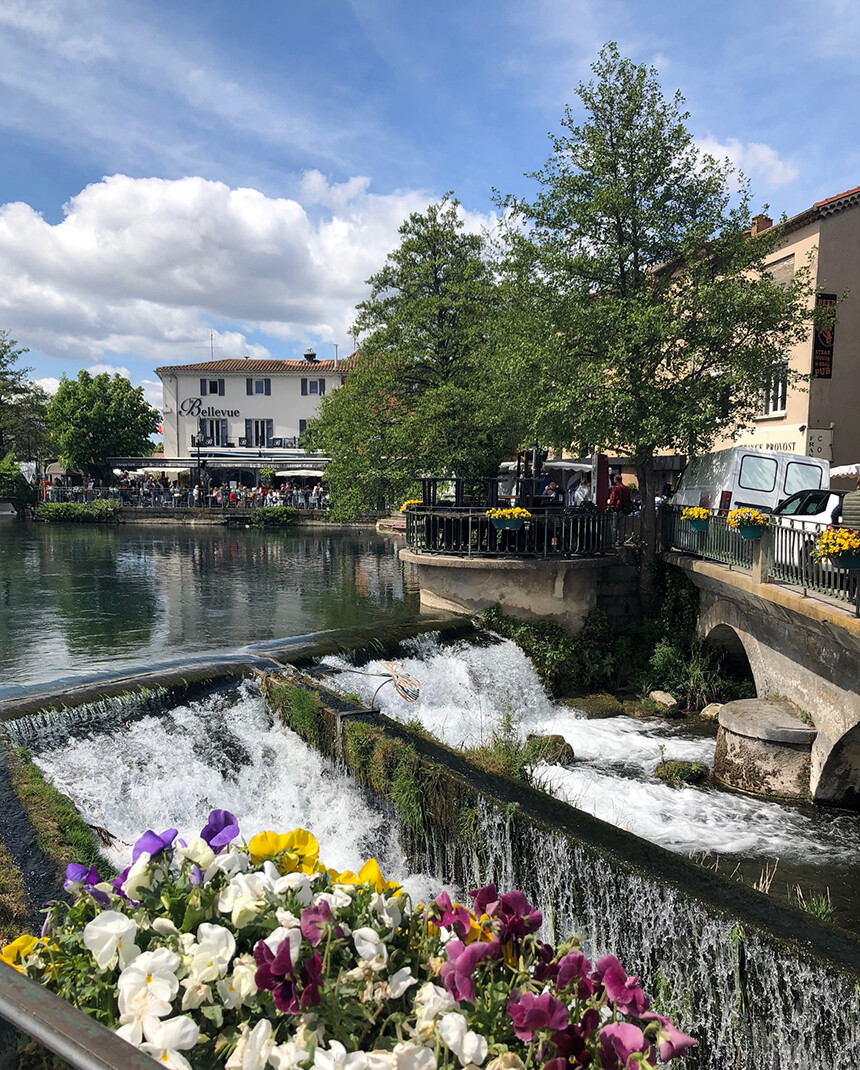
left=6, top=746, right=112, bottom=880
left=0, top=841, right=33, bottom=944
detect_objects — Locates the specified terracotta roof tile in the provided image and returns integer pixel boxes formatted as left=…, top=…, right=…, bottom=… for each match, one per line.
left=155, top=357, right=354, bottom=375
left=814, top=184, right=860, bottom=208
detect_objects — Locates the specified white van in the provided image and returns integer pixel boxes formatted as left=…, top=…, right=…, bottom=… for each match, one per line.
left=673, top=448, right=829, bottom=514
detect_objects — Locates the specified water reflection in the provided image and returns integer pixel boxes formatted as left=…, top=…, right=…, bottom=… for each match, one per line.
left=0, top=522, right=419, bottom=686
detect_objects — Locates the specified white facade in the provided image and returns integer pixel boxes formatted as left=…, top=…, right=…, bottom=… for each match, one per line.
left=156, top=358, right=346, bottom=457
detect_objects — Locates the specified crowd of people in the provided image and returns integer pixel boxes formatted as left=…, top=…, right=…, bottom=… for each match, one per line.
left=43, top=474, right=330, bottom=510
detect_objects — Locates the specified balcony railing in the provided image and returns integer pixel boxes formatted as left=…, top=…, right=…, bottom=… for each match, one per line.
left=662, top=506, right=753, bottom=570
left=405, top=507, right=614, bottom=558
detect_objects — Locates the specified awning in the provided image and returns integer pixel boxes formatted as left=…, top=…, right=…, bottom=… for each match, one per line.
left=830, top=464, right=860, bottom=477
left=275, top=469, right=324, bottom=477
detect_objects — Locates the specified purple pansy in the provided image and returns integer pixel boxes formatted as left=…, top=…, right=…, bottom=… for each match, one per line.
left=555, top=949, right=594, bottom=1000
left=200, top=809, right=240, bottom=850
left=497, top=889, right=542, bottom=943
left=433, top=892, right=472, bottom=940
left=507, top=991, right=569, bottom=1042
left=641, top=1012, right=697, bottom=1061
left=593, top=955, right=649, bottom=1016
left=300, top=901, right=332, bottom=947
left=440, top=938, right=501, bottom=1003
left=254, top=936, right=298, bottom=1012
left=64, top=863, right=101, bottom=892
left=132, top=827, right=178, bottom=863
left=469, top=883, right=500, bottom=918
left=598, top=1022, right=650, bottom=1070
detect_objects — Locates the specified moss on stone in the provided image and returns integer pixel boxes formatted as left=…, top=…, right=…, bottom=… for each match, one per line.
left=654, top=759, right=709, bottom=785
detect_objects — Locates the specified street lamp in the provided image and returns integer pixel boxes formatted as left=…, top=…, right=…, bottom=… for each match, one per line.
left=190, top=434, right=211, bottom=498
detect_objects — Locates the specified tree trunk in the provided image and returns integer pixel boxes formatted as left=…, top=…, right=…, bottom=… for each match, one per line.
left=636, top=458, right=658, bottom=609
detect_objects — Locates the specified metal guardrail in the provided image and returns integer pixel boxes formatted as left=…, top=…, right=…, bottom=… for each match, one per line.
left=664, top=506, right=860, bottom=614
left=39, top=488, right=329, bottom=510
left=0, top=962, right=153, bottom=1070
left=662, top=506, right=753, bottom=570
left=405, top=507, right=615, bottom=558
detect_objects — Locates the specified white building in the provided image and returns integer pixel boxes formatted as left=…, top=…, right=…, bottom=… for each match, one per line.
left=156, top=352, right=347, bottom=457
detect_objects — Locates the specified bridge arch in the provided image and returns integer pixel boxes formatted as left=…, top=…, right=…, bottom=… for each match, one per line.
left=698, top=601, right=766, bottom=696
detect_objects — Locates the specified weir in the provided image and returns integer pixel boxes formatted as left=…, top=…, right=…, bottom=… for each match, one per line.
left=3, top=628, right=860, bottom=1069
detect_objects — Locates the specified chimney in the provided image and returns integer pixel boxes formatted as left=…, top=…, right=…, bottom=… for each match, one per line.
left=303, top=347, right=317, bottom=363
left=751, top=214, right=773, bottom=236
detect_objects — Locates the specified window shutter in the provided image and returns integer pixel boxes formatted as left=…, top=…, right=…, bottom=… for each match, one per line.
left=301, top=378, right=308, bottom=396
left=245, top=419, right=252, bottom=443
left=200, top=378, right=208, bottom=396
left=198, top=418, right=206, bottom=437
left=218, top=379, right=225, bottom=397
left=246, top=378, right=253, bottom=396
left=299, top=419, right=307, bottom=434
left=265, top=419, right=274, bottom=446
left=220, top=418, right=228, bottom=444
left=318, top=378, right=325, bottom=395
left=264, top=378, right=271, bottom=396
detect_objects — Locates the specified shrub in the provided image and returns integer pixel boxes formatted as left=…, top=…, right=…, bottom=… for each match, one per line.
left=34, top=499, right=121, bottom=523
left=248, top=505, right=299, bottom=527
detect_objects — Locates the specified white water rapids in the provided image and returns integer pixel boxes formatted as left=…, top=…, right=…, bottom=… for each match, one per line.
left=322, top=633, right=859, bottom=863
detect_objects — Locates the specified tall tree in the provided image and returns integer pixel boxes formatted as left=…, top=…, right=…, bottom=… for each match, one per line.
left=48, top=371, right=159, bottom=482
left=306, top=197, right=524, bottom=519
left=501, top=44, right=824, bottom=591
left=0, top=330, right=31, bottom=453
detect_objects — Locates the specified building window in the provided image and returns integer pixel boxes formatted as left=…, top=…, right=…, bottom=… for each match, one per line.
left=761, top=363, right=787, bottom=416
left=245, top=378, right=271, bottom=396
left=299, top=419, right=307, bottom=434
left=204, top=419, right=224, bottom=446
left=252, top=420, right=267, bottom=447
left=309, top=380, right=319, bottom=394
left=201, top=378, right=225, bottom=397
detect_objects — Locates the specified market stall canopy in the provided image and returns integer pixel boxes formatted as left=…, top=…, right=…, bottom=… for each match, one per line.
left=830, top=464, right=860, bottom=477
left=499, top=460, right=591, bottom=473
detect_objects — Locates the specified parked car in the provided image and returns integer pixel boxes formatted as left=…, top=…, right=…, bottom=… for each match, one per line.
left=673, top=447, right=830, bottom=515
left=770, top=488, right=845, bottom=572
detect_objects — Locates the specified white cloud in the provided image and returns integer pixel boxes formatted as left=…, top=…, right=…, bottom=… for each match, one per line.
left=32, top=376, right=60, bottom=395
left=86, top=363, right=131, bottom=379
left=0, top=173, right=434, bottom=368
left=696, top=136, right=799, bottom=189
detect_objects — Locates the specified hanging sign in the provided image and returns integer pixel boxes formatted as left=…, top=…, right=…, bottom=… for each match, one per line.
left=811, top=294, right=837, bottom=378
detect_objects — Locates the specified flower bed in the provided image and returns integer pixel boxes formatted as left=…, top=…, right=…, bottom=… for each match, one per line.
left=725, top=508, right=768, bottom=531
left=485, top=508, right=532, bottom=521
left=679, top=508, right=708, bottom=522
left=2, top=812, right=695, bottom=1069
left=810, top=525, right=860, bottom=564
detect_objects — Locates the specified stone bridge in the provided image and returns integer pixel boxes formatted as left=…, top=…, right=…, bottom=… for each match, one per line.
left=663, top=549, right=860, bottom=805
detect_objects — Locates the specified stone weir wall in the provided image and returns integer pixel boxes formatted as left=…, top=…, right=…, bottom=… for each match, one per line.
left=263, top=673, right=860, bottom=1070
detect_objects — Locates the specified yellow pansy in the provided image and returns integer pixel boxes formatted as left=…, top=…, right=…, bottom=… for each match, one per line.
left=1, top=934, right=40, bottom=972
left=247, top=828, right=320, bottom=874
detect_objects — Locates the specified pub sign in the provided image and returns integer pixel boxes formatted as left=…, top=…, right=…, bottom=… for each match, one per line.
left=812, top=293, right=837, bottom=378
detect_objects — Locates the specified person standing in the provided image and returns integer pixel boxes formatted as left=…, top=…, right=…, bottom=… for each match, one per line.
left=831, top=477, right=860, bottom=527
left=608, top=475, right=632, bottom=545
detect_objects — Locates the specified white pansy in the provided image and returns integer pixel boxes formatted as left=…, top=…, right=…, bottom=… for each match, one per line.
left=175, top=836, right=216, bottom=870
left=180, top=976, right=212, bottom=1010
left=270, top=1040, right=309, bottom=1070
left=273, top=872, right=313, bottom=905
left=83, top=911, right=141, bottom=971
left=485, top=1056, right=525, bottom=1070
left=115, top=1020, right=143, bottom=1047
left=437, top=1013, right=487, bottom=1067
left=216, top=959, right=257, bottom=1010
left=139, top=1014, right=199, bottom=1070
left=122, top=852, right=162, bottom=899
left=189, top=922, right=236, bottom=981
left=353, top=928, right=388, bottom=970
left=313, top=1040, right=368, bottom=1070
left=414, top=984, right=456, bottom=1020
left=371, top=893, right=402, bottom=930
left=151, top=917, right=180, bottom=937
left=393, top=1042, right=436, bottom=1070
left=275, top=908, right=301, bottom=929
left=242, top=1019, right=274, bottom=1070
left=388, top=967, right=417, bottom=999
left=366, top=1053, right=398, bottom=1070
left=117, top=947, right=179, bottom=1021
left=203, top=844, right=249, bottom=884
left=316, top=887, right=353, bottom=910
left=217, top=873, right=268, bottom=929
left=263, top=925, right=303, bottom=963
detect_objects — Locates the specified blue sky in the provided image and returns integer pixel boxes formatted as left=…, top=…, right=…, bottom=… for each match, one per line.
left=1, top=0, right=858, bottom=410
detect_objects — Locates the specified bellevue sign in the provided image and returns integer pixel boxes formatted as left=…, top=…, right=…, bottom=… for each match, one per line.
left=179, top=398, right=241, bottom=418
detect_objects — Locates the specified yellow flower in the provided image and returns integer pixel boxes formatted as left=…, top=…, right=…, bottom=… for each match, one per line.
left=331, top=858, right=401, bottom=894
left=681, top=507, right=709, bottom=521
left=247, top=828, right=320, bottom=873
left=399, top=499, right=422, bottom=513
left=727, top=508, right=768, bottom=530
left=1, top=934, right=40, bottom=972
left=485, top=508, right=532, bottom=520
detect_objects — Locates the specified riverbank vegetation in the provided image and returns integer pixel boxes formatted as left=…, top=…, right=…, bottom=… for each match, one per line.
left=247, top=505, right=298, bottom=527
left=34, top=499, right=122, bottom=523
left=481, top=565, right=754, bottom=711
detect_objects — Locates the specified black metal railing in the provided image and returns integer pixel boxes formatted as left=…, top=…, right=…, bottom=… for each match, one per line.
left=405, top=507, right=614, bottom=558
left=38, top=488, right=329, bottom=510
left=662, top=506, right=754, bottom=570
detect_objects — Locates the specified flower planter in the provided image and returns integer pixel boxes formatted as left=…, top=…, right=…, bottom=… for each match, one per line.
left=689, top=518, right=709, bottom=533
left=739, top=524, right=764, bottom=541
left=832, top=551, right=860, bottom=569
left=491, top=517, right=524, bottom=531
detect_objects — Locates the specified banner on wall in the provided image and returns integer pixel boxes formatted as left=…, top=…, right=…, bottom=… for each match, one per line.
left=812, top=293, right=837, bottom=378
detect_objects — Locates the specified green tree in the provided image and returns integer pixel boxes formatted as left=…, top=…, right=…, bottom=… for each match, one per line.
left=3, top=382, right=53, bottom=462
left=0, top=452, right=36, bottom=512
left=305, top=197, right=525, bottom=519
left=501, top=44, right=824, bottom=590
left=0, top=330, right=31, bottom=453
left=48, top=371, right=160, bottom=482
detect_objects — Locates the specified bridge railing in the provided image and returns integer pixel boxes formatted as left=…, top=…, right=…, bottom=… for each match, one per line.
left=405, top=507, right=614, bottom=558
left=662, top=506, right=754, bottom=570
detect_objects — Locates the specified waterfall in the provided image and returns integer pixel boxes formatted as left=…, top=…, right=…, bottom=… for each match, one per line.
left=3, top=687, right=170, bottom=749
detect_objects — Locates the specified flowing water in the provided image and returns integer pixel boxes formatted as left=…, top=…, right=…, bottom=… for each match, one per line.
left=0, top=523, right=418, bottom=691
left=320, top=632, right=860, bottom=931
